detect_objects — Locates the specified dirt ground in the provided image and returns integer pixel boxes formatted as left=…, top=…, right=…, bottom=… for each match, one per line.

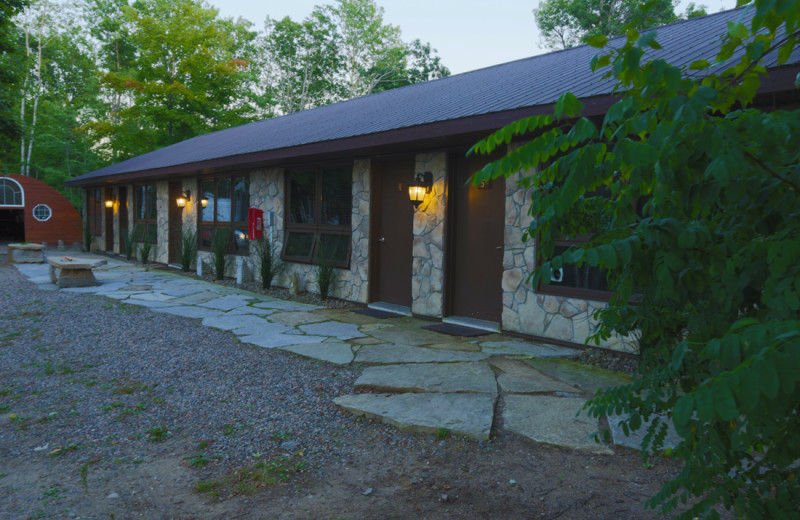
left=1, top=426, right=678, bottom=520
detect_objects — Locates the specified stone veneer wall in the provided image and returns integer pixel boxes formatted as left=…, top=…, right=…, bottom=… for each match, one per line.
left=500, top=155, right=637, bottom=354
left=411, top=152, right=447, bottom=317
left=234, top=161, right=370, bottom=302
left=154, top=181, right=169, bottom=264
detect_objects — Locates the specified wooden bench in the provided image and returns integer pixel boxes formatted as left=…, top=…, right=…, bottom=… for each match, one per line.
left=8, top=243, right=45, bottom=264
left=47, top=256, right=108, bottom=288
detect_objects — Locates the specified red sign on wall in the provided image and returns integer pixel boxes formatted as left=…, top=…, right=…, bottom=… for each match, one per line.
left=248, top=208, right=263, bottom=240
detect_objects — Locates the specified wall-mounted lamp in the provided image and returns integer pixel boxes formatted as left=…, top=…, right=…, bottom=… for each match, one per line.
left=176, top=190, right=191, bottom=208
left=104, top=198, right=114, bottom=208
left=199, top=195, right=209, bottom=208
left=408, top=171, right=433, bottom=207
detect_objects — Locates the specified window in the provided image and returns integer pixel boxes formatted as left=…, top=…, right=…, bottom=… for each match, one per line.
left=283, top=167, right=351, bottom=267
left=0, top=178, right=23, bottom=206
left=133, top=184, right=157, bottom=243
left=87, top=188, right=103, bottom=236
left=32, top=204, right=52, bottom=222
left=198, top=175, right=249, bottom=254
left=540, top=241, right=609, bottom=298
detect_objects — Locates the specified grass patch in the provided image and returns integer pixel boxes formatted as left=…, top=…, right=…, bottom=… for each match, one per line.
left=79, top=462, right=90, bottom=488
left=49, top=444, right=82, bottom=457
left=145, top=426, right=169, bottom=442
left=194, top=454, right=307, bottom=497
left=195, top=479, right=223, bottom=495
left=189, top=453, right=208, bottom=467
left=112, top=382, right=148, bottom=395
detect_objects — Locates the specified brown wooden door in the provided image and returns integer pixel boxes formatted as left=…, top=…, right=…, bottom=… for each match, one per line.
left=371, top=156, right=414, bottom=307
left=168, top=181, right=183, bottom=264
left=118, top=188, right=128, bottom=256
left=447, top=152, right=505, bottom=323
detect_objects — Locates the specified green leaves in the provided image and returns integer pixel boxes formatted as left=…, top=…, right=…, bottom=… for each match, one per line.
left=476, top=1, right=800, bottom=518
left=585, top=34, right=609, bottom=48
left=554, top=92, right=584, bottom=120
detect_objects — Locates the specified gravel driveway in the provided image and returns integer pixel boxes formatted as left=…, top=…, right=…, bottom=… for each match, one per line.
left=0, top=261, right=685, bottom=519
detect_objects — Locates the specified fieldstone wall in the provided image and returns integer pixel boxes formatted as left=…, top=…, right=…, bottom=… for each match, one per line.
left=181, top=179, right=197, bottom=234
left=411, top=152, right=447, bottom=317
left=499, top=156, right=637, bottom=353
left=155, top=181, right=169, bottom=264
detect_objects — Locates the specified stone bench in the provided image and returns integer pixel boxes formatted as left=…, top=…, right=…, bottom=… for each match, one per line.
left=8, top=243, right=45, bottom=264
left=47, top=256, right=108, bottom=288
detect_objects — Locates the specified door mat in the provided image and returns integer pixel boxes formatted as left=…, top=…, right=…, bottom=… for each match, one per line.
left=353, top=308, right=405, bottom=319
left=422, top=323, right=492, bottom=337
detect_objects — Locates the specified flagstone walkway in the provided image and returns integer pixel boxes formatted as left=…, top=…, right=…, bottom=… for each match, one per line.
left=13, top=253, right=679, bottom=454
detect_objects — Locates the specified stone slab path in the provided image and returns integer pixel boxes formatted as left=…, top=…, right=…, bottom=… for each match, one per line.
left=14, top=255, right=673, bottom=453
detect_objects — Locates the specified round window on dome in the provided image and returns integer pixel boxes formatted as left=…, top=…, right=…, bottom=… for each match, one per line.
left=32, top=204, right=52, bottom=222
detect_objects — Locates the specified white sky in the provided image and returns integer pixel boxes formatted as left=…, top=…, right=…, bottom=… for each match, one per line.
left=211, top=0, right=737, bottom=75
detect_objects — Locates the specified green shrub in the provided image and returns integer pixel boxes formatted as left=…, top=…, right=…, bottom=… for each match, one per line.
left=179, top=230, right=197, bottom=272
left=254, top=237, right=283, bottom=289
left=315, top=236, right=336, bottom=300
left=122, top=231, right=134, bottom=261
left=211, top=229, right=230, bottom=280
left=139, top=235, right=153, bottom=264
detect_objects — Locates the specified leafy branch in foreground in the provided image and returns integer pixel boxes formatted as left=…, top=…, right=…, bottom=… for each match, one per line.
left=472, top=2, right=800, bottom=518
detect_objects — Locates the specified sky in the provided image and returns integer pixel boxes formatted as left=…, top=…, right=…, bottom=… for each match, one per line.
left=210, top=0, right=738, bottom=75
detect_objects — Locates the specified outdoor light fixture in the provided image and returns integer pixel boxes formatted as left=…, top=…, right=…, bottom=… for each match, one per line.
left=104, top=199, right=114, bottom=208
left=408, top=171, right=433, bottom=207
left=200, top=195, right=209, bottom=208
left=176, top=191, right=191, bottom=208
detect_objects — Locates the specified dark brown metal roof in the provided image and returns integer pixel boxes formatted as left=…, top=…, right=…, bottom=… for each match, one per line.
left=67, top=6, right=800, bottom=187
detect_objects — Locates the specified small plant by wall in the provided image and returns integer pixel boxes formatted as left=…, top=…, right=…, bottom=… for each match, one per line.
left=254, top=237, right=283, bottom=289
left=211, top=229, right=231, bottom=281
left=315, top=236, right=336, bottom=300
left=139, top=235, right=153, bottom=264
left=123, top=231, right=135, bottom=261
left=179, top=230, right=197, bottom=272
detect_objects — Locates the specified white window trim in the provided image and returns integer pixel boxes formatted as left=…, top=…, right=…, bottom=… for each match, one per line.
left=0, top=177, right=24, bottom=208
left=32, top=204, right=52, bottom=222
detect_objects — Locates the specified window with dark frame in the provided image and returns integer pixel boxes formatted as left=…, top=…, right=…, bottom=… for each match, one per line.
left=539, top=239, right=609, bottom=299
left=87, top=188, right=103, bottom=237
left=133, top=184, right=157, bottom=243
left=537, top=190, right=646, bottom=300
left=283, top=167, right=352, bottom=268
left=198, top=175, right=250, bottom=254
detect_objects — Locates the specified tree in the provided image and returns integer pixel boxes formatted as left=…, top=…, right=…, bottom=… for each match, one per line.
left=368, top=38, right=451, bottom=94
left=254, top=1, right=449, bottom=114
left=533, top=0, right=678, bottom=49
left=0, top=0, right=28, bottom=142
left=258, top=12, right=342, bottom=115
left=87, top=0, right=258, bottom=160
left=472, top=2, right=800, bottom=518
left=323, top=0, right=405, bottom=98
